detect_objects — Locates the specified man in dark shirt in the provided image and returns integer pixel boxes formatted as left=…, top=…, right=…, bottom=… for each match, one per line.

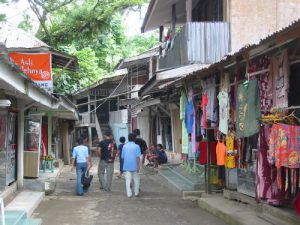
left=133, top=129, right=148, bottom=166
left=97, top=131, right=117, bottom=192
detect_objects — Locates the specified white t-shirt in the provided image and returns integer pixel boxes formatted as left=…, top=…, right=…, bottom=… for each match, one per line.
left=217, top=91, right=229, bottom=135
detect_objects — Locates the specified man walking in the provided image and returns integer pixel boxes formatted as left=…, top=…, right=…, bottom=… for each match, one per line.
left=97, top=131, right=116, bottom=192
left=133, top=129, right=148, bottom=166
left=121, top=133, right=141, bottom=198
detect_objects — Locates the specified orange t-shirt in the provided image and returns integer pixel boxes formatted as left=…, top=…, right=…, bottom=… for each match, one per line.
left=216, top=141, right=226, bottom=166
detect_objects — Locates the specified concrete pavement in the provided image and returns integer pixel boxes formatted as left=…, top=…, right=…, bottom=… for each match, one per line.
left=31, top=158, right=226, bottom=225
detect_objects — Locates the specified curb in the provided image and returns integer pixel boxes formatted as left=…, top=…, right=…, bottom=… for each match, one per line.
left=197, top=198, right=242, bottom=225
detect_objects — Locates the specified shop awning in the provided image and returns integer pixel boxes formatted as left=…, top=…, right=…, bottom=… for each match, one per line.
left=139, top=63, right=209, bottom=96
left=0, top=45, right=78, bottom=120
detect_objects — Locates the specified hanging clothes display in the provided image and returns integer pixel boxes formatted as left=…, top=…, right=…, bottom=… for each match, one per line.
left=272, top=49, right=289, bottom=109
left=216, top=141, right=226, bottom=166
left=236, top=79, right=261, bottom=138
left=185, top=89, right=196, bottom=153
left=201, top=75, right=216, bottom=125
left=217, top=91, right=229, bottom=135
left=201, top=92, right=208, bottom=129
left=180, top=91, right=189, bottom=154
left=249, top=57, right=273, bottom=112
left=269, top=123, right=300, bottom=169
left=198, top=141, right=217, bottom=165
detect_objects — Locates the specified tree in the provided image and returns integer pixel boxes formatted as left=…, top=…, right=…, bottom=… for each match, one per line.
left=18, top=14, right=33, bottom=31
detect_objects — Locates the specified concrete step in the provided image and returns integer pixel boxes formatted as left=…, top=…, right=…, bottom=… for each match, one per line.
left=4, top=210, right=26, bottom=225
left=197, top=195, right=293, bottom=225
left=159, top=168, right=194, bottom=192
left=18, top=218, right=43, bottom=225
left=170, top=166, right=205, bottom=189
left=5, top=191, right=44, bottom=218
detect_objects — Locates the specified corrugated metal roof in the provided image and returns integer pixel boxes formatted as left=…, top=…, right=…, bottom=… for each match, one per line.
left=72, top=69, right=128, bottom=96
left=170, top=18, right=300, bottom=88
left=0, top=22, right=48, bottom=48
left=117, top=47, right=159, bottom=69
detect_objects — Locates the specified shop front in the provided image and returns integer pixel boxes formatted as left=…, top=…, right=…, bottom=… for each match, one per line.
left=0, top=109, right=17, bottom=190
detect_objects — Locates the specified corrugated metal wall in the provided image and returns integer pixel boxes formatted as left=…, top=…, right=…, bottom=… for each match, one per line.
left=159, top=22, right=231, bottom=70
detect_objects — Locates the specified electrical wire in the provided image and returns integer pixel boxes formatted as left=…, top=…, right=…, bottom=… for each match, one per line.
left=83, top=71, right=129, bottom=114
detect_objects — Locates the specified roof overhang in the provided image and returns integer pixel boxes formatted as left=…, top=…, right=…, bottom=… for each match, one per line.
left=72, top=68, right=128, bottom=96
left=139, top=63, right=209, bottom=96
left=0, top=45, right=78, bottom=120
left=141, top=0, right=201, bottom=33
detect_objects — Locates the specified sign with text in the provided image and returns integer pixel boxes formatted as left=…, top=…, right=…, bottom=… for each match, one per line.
left=9, top=52, right=53, bottom=91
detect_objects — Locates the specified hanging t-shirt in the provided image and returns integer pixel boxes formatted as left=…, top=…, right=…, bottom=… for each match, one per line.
left=201, top=92, right=208, bottom=129
left=216, top=141, right=226, bottom=166
left=236, top=79, right=261, bottom=138
left=272, top=49, right=289, bottom=109
left=198, top=141, right=216, bottom=165
left=202, top=75, right=216, bottom=124
left=217, top=91, right=229, bottom=135
left=180, top=91, right=189, bottom=154
left=185, top=100, right=194, bottom=134
left=226, top=133, right=234, bottom=151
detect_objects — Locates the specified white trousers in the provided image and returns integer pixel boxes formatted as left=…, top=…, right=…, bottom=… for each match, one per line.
left=125, top=171, right=140, bottom=197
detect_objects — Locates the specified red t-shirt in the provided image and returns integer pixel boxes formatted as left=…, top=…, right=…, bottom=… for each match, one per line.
left=199, top=141, right=216, bottom=165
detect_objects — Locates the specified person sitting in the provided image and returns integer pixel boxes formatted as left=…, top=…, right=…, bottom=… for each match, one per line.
left=152, top=144, right=168, bottom=168
left=146, top=145, right=156, bottom=167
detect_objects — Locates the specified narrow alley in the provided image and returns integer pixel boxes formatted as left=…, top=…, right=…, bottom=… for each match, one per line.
left=32, top=159, right=226, bottom=225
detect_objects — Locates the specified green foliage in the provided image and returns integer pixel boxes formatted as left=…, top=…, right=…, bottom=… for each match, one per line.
left=0, top=14, right=6, bottom=22
left=18, top=14, right=33, bottom=31
left=0, top=0, right=158, bottom=95
left=53, top=45, right=106, bottom=95
left=122, top=32, right=158, bottom=57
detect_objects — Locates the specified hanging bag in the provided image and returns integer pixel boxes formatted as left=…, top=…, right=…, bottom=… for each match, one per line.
left=81, top=169, right=93, bottom=188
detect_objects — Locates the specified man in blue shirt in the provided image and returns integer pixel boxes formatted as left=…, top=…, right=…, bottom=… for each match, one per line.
left=121, top=133, right=141, bottom=198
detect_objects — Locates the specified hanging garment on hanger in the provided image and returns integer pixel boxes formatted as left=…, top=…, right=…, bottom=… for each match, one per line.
left=216, top=141, right=226, bottom=166
left=201, top=92, right=208, bottom=129
left=198, top=141, right=217, bottom=165
left=236, top=79, right=261, bottom=138
left=201, top=75, right=216, bottom=124
left=185, top=100, right=194, bottom=134
left=217, top=91, right=229, bottom=135
left=180, top=91, right=189, bottom=154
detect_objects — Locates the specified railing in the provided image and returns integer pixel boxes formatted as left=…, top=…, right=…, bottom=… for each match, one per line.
left=159, top=22, right=231, bottom=70
left=76, top=112, right=96, bottom=125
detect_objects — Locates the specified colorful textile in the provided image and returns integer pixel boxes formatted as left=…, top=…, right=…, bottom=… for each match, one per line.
left=269, top=123, right=300, bottom=169
left=216, top=141, right=226, bottom=166
left=185, top=100, right=194, bottom=134
left=272, top=49, right=289, bottom=108
left=217, top=91, right=229, bottom=135
left=201, top=75, right=216, bottom=124
left=236, top=79, right=261, bottom=138
left=226, top=133, right=234, bottom=150
left=248, top=57, right=272, bottom=112
left=198, top=141, right=216, bottom=165
left=201, top=92, right=208, bottom=129
left=180, top=91, right=189, bottom=154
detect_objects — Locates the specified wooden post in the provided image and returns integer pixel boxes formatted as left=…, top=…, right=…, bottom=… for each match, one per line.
left=186, top=0, right=192, bottom=22
left=62, top=122, right=70, bottom=165
left=48, top=112, right=53, bottom=156
left=159, top=25, right=164, bottom=55
left=172, top=4, right=176, bottom=36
